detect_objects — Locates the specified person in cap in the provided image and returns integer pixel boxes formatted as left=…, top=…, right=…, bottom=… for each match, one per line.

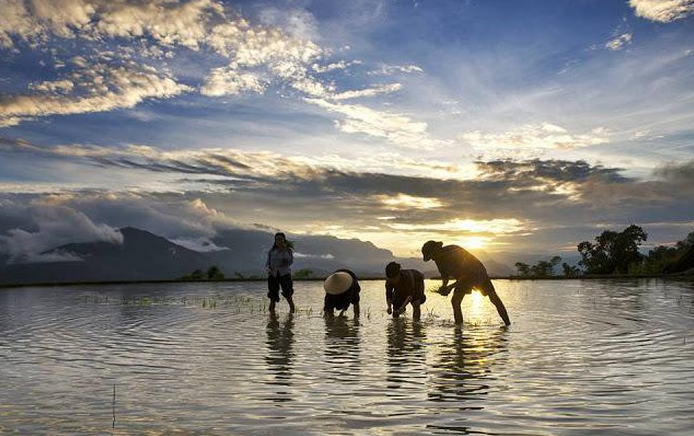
left=265, top=232, right=295, bottom=313
left=385, top=262, right=426, bottom=321
left=323, top=269, right=361, bottom=318
left=421, top=240, right=510, bottom=326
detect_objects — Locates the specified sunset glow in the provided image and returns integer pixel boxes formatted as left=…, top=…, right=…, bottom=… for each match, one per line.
left=0, top=0, right=693, bottom=267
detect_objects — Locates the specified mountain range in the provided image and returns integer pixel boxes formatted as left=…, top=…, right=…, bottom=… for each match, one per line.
left=0, top=227, right=514, bottom=285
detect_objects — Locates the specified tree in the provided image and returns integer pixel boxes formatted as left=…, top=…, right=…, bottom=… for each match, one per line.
left=514, top=262, right=530, bottom=276
left=293, top=268, right=314, bottom=279
left=514, top=257, right=561, bottom=277
left=561, top=262, right=580, bottom=277
left=206, top=265, right=224, bottom=280
left=578, top=224, right=648, bottom=274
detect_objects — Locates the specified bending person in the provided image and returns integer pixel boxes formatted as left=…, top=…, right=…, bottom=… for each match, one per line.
left=323, top=269, right=361, bottom=318
left=421, top=240, right=510, bottom=326
left=385, top=262, right=426, bottom=321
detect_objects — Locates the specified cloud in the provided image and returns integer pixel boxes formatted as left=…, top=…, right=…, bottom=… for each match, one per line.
left=629, top=0, right=694, bottom=23
left=1, top=158, right=693, bottom=258
left=169, top=237, right=229, bottom=252
left=0, top=0, right=224, bottom=50
left=306, top=98, right=448, bottom=149
left=386, top=218, right=527, bottom=234
left=605, top=33, right=632, bottom=51
left=368, top=64, right=424, bottom=76
left=377, top=194, right=443, bottom=210
left=331, top=83, right=402, bottom=100
left=0, top=1, right=436, bottom=148
left=461, top=123, right=609, bottom=153
left=0, top=201, right=123, bottom=263
left=200, top=68, right=266, bottom=96
left=0, top=64, right=192, bottom=126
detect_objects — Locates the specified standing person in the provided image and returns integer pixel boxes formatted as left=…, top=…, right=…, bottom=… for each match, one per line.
left=266, top=232, right=295, bottom=313
left=323, top=269, right=360, bottom=318
left=421, top=240, right=510, bottom=326
left=385, top=262, right=426, bottom=321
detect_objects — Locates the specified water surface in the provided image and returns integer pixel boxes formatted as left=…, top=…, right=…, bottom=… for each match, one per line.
left=1, top=279, right=693, bottom=435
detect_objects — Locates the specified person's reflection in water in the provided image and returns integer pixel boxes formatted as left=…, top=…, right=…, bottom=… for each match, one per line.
left=385, top=319, right=428, bottom=391
left=428, top=326, right=509, bottom=404
left=323, top=315, right=361, bottom=384
left=265, top=312, right=295, bottom=396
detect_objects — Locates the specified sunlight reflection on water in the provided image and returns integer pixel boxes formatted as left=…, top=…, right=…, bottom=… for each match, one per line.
left=0, top=279, right=693, bottom=435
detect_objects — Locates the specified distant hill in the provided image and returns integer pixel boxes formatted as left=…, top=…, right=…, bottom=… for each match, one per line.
left=0, top=226, right=514, bottom=285
left=0, top=227, right=209, bottom=285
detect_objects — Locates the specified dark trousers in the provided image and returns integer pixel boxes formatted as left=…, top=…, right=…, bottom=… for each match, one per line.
left=268, top=274, right=293, bottom=302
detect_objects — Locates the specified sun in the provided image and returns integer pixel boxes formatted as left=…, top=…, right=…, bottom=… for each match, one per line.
left=457, top=236, right=490, bottom=250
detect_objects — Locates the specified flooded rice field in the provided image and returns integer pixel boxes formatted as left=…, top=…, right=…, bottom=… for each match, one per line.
left=1, top=279, right=693, bottom=435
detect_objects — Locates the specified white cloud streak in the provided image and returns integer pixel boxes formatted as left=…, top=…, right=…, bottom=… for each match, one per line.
left=306, top=98, right=448, bottom=149
left=461, top=123, right=609, bottom=152
left=605, top=33, right=632, bottom=51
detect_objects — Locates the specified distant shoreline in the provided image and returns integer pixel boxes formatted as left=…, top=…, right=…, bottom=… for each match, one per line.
left=1, top=273, right=691, bottom=289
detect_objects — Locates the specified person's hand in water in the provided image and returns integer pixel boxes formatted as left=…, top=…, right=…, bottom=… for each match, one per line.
left=435, top=285, right=452, bottom=296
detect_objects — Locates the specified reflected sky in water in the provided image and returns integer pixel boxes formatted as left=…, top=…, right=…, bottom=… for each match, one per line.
left=1, top=279, right=693, bottom=435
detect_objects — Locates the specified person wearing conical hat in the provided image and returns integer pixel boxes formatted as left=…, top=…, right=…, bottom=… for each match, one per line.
left=323, top=269, right=361, bottom=318
left=385, top=262, right=426, bottom=321
left=422, top=240, right=510, bottom=326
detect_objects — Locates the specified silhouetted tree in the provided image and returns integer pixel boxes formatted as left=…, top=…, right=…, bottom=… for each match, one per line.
left=514, top=257, right=561, bottom=277
left=578, top=224, right=648, bottom=274
left=514, top=262, right=530, bottom=276
left=207, top=265, right=224, bottom=280
left=561, top=262, right=580, bottom=277
left=635, top=231, right=694, bottom=274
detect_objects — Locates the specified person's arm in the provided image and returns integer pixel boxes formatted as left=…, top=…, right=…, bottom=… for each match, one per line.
left=394, top=296, right=412, bottom=315
left=287, top=249, right=293, bottom=267
left=439, top=273, right=450, bottom=293
left=265, top=250, right=272, bottom=274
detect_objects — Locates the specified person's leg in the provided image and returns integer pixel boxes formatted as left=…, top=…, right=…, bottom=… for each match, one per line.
left=451, top=288, right=466, bottom=325
left=268, top=275, right=280, bottom=312
left=413, top=276, right=425, bottom=322
left=279, top=274, right=295, bottom=313
left=351, top=288, right=360, bottom=318
left=412, top=302, right=421, bottom=322
left=482, top=280, right=511, bottom=325
left=323, top=294, right=334, bottom=318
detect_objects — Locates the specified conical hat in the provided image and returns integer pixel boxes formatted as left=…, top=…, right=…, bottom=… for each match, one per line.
left=323, top=272, right=353, bottom=295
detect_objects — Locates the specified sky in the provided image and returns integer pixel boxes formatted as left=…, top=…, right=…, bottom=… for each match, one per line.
left=1, top=0, right=693, bottom=265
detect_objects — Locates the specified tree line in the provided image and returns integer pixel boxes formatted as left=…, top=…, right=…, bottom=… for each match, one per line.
left=514, top=225, right=694, bottom=277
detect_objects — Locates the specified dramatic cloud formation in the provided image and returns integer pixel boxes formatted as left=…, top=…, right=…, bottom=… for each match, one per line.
left=1, top=1, right=693, bottom=263
left=0, top=200, right=123, bottom=263
left=2, top=129, right=693, bottom=258
left=0, top=0, right=440, bottom=147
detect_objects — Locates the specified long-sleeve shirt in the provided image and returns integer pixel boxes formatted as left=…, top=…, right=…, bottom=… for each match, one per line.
left=385, top=269, right=424, bottom=308
left=266, top=247, right=293, bottom=277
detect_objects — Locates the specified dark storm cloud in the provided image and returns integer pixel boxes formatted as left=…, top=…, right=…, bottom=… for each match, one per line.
left=477, top=159, right=628, bottom=184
